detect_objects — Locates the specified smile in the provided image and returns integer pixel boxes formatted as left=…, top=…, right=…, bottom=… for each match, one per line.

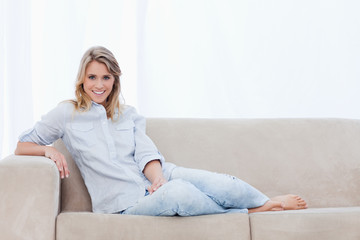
left=92, top=90, right=105, bottom=95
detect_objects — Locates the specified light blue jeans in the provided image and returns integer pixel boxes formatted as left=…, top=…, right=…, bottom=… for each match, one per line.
left=122, top=167, right=269, bottom=216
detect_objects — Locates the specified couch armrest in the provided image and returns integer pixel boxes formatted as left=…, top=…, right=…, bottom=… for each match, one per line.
left=0, top=155, right=60, bottom=240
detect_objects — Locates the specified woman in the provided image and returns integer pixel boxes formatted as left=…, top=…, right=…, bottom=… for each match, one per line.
left=15, top=46, right=307, bottom=216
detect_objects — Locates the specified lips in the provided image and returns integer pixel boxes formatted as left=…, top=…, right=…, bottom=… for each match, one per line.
left=92, top=90, right=105, bottom=95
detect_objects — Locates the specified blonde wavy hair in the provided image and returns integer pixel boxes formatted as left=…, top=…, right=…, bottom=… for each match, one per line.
left=72, top=46, right=122, bottom=120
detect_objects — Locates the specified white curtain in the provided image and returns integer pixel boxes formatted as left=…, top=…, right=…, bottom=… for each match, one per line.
left=1, top=0, right=140, bottom=158
left=1, top=0, right=33, bottom=159
left=138, top=0, right=360, bottom=118
left=1, top=0, right=360, bottom=158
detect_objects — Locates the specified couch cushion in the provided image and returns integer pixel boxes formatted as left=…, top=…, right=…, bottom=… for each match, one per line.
left=56, top=212, right=250, bottom=240
left=249, top=207, right=360, bottom=240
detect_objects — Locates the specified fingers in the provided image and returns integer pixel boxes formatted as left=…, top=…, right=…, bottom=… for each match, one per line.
left=153, top=177, right=167, bottom=191
left=45, top=147, right=70, bottom=179
left=148, top=177, right=167, bottom=194
left=51, top=153, right=70, bottom=179
left=147, top=186, right=154, bottom=195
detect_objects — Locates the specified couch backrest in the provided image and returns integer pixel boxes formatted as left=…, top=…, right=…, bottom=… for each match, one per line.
left=54, top=139, right=92, bottom=212
left=56, top=118, right=360, bottom=212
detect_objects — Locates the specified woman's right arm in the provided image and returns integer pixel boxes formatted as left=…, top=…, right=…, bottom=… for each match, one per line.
left=15, top=141, right=70, bottom=179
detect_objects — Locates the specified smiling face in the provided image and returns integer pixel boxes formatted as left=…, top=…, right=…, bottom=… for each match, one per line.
left=83, top=61, right=115, bottom=106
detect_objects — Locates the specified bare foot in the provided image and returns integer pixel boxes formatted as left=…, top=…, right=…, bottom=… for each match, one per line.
left=248, top=194, right=307, bottom=213
left=271, top=194, right=308, bottom=210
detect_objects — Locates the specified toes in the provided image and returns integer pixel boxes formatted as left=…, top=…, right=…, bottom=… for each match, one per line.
left=297, top=201, right=308, bottom=209
left=292, top=195, right=307, bottom=208
left=293, top=195, right=304, bottom=201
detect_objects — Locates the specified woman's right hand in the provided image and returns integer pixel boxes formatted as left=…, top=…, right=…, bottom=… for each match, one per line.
left=44, top=146, right=70, bottom=179
left=15, top=142, right=70, bottom=179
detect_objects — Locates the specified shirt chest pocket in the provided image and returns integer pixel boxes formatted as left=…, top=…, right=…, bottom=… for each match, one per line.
left=70, top=122, right=97, bottom=147
left=115, top=121, right=135, bottom=145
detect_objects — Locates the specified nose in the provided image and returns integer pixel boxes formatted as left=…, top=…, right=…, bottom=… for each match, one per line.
left=95, top=79, right=104, bottom=89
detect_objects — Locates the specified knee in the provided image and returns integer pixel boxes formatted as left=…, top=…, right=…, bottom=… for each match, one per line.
left=161, top=179, right=197, bottom=204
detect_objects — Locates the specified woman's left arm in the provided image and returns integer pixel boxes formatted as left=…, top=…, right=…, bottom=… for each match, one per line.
left=130, top=107, right=168, bottom=194
left=143, top=160, right=168, bottom=194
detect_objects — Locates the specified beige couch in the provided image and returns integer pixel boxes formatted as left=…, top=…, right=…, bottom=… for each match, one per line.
left=1, top=118, right=360, bottom=240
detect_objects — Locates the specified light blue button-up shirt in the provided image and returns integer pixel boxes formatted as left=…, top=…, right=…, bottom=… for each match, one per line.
left=19, top=102, right=176, bottom=213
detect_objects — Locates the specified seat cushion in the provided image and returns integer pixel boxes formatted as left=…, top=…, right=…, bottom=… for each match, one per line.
left=56, top=212, right=250, bottom=240
left=249, top=207, right=360, bottom=240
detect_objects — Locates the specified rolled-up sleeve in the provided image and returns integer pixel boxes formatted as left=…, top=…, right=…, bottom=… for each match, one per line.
left=131, top=108, right=165, bottom=172
left=19, top=103, right=66, bottom=145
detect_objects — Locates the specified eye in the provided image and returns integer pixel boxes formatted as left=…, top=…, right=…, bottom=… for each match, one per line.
left=88, top=75, right=96, bottom=80
left=104, top=75, right=111, bottom=80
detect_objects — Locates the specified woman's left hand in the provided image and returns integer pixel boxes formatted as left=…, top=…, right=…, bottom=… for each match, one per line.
left=147, top=176, right=168, bottom=194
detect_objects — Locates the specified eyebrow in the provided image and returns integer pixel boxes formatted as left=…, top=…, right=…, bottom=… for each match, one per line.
left=87, top=74, right=112, bottom=76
